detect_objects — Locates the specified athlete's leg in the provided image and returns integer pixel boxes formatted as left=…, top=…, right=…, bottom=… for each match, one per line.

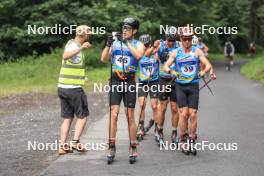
left=170, top=83, right=179, bottom=130
left=175, top=83, right=189, bottom=138
left=127, top=108, right=137, bottom=142
left=138, top=96, right=147, bottom=122
left=124, top=80, right=137, bottom=142
left=110, top=105, right=120, bottom=139
left=150, top=98, right=158, bottom=122
left=157, top=100, right=169, bottom=128
left=188, top=83, right=199, bottom=139
left=170, top=101, right=179, bottom=129
left=189, top=108, right=198, bottom=139
left=179, top=107, right=189, bottom=137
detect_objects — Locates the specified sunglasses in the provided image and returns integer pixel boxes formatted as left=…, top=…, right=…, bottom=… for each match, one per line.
left=181, top=37, right=192, bottom=42
left=122, top=25, right=133, bottom=31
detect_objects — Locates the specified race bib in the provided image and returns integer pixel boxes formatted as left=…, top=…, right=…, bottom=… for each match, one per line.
left=115, top=55, right=131, bottom=68
left=143, top=66, right=154, bottom=76
left=180, top=64, right=196, bottom=76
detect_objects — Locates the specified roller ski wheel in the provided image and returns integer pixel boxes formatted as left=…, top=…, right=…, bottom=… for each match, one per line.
left=107, top=143, right=116, bottom=164
left=129, top=143, right=138, bottom=164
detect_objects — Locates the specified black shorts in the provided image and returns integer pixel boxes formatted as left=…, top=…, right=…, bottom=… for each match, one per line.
left=109, top=78, right=137, bottom=108
left=158, top=77, right=177, bottom=102
left=138, top=80, right=159, bottom=99
left=176, top=83, right=199, bottom=109
left=58, top=87, right=89, bottom=118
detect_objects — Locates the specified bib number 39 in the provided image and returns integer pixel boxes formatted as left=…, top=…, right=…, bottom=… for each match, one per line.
left=181, top=65, right=196, bottom=75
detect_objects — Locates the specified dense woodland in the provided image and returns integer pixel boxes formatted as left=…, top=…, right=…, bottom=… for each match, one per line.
left=0, top=0, right=263, bottom=61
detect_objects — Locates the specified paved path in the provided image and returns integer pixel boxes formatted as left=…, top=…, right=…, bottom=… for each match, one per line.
left=42, top=60, right=264, bottom=176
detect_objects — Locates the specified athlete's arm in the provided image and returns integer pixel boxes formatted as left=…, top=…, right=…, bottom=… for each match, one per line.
left=163, top=50, right=177, bottom=73
left=101, top=46, right=112, bottom=63
left=63, top=42, right=90, bottom=60
left=197, top=48, right=212, bottom=74
left=127, top=41, right=145, bottom=60
left=145, top=40, right=160, bottom=57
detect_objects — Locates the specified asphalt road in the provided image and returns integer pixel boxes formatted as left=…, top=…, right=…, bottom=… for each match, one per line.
left=42, top=60, right=264, bottom=176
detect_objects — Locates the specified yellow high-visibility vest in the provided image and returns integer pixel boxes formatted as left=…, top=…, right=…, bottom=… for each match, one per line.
left=58, top=39, right=85, bottom=85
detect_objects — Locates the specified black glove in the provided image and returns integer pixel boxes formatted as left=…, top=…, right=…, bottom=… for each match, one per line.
left=160, top=48, right=169, bottom=63
left=115, top=32, right=122, bottom=41
left=106, top=35, right=114, bottom=47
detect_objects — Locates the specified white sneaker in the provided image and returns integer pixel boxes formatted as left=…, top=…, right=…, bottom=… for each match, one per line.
left=230, top=61, right=234, bottom=66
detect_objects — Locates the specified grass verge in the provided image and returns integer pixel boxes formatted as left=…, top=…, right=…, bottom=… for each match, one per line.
left=0, top=49, right=109, bottom=97
left=241, top=54, right=264, bottom=84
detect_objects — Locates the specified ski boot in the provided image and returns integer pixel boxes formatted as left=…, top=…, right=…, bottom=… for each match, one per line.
left=107, top=139, right=116, bottom=164
left=144, top=119, right=154, bottom=134
left=179, top=133, right=190, bottom=155
left=157, top=128, right=165, bottom=147
left=189, top=134, right=197, bottom=156
left=171, top=130, right=178, bottom=148
left=129, top=143, right=138, bottom=164
left=137, top=121, right=145, bottom=142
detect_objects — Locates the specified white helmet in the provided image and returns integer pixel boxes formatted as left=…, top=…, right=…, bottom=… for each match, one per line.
left=180, top=26, right=193, bottom=37
left=192, top=35, right=199, bottom=45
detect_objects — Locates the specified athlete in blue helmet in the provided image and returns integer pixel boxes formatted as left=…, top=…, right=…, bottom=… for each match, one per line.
left=136, top=34, right=159, bottom=141
left=154, top=26, right=180, bottom=146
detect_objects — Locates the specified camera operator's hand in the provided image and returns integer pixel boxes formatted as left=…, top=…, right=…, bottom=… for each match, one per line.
left=106, top=35, right=114, bottom=47
left=81, top=42, right=91, bottom=49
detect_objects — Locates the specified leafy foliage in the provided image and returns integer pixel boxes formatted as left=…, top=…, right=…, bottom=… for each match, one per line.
left=0, top=0, right=263, bottom=61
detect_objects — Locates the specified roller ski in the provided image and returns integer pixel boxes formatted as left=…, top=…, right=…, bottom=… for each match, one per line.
left=144, top=119, right=154, bottom=134
left=189, top=135, right=197, bottom=156
left=107, top=140, right=116, bottom=164
left=171, top=130, right=179, bottom=148
left=129, top=143, right=138, bottom=164
left=179, top=133, right=190, bottom=155
left=137, top=121, right=145, bottom=142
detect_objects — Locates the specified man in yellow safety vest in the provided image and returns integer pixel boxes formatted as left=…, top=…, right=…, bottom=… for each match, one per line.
left=57, top=25, right=91, bottom=155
